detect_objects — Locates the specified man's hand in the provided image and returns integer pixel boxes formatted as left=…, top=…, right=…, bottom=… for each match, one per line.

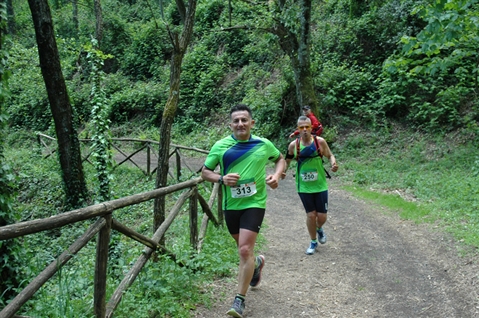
left=223, top=173, right=240, bottom=186
left=266, top=174, right=280, bottom=189
left=331, top=163, right=339, bottom=172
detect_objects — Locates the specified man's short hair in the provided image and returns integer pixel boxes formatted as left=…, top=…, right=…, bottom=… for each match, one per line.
left=230, top=104, right=252, bottom=119
left=298, top=115, right=309, bottom=122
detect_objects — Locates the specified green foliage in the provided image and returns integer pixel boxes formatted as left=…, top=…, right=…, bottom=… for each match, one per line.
left=5, top=131, right=243, bottom=316
left=6, top=41, right=51, bottom=130
left=108, top=77, right=168, bottom=125
left=86, top=40, right=114, bottom=202
left=179, top=41, right=226, bottom=132
left=195, top=0, right=226, bottom=33
left=336, top=125, right=479, bottom=247
left=1, top=3, right=22, bottom=303
left=120, top=22, right=171, bottom=80
left=381, top=0, right=479, bottom=131
left=243, top=67, right=290, bottom=139
left=317, top=62, right=379, bottom=126
left=401, top=0, right=479, bottom=75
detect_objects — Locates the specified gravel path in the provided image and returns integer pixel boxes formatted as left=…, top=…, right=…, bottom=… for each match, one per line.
left=193, top=175, right=479, bottom=318
left=114, top=149, right=479, bottom=318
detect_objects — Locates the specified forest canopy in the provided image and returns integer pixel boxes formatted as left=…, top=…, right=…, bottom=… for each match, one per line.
left=4, top=0, right=479, bottom=138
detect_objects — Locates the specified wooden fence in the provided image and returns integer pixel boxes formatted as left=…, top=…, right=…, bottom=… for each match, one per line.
left=36, top=133, right=209, bottom=179
left=1, top=136, right=225, bottom=318
left=0, top=178, right=224, bottom=318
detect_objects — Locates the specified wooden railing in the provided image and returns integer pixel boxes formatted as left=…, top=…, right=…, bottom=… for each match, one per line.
left=36, top=133, right=209, bottom=179
left=1, top=141, right=224, bottom=318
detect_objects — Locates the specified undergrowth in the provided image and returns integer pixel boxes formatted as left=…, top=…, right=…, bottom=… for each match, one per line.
left=334, top=123, right=479, bottom=249
left=3, top=131, right=240, bottom=317
left=4, top=121, right=479, bottom=317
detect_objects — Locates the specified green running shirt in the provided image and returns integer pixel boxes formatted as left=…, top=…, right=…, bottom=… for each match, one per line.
left=204, top=134, right=281, bottom=210
left=294, top=139, right=328, bottom=193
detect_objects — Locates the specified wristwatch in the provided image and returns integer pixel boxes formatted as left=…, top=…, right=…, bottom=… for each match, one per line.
left=218, top=175, right=224, bottom=185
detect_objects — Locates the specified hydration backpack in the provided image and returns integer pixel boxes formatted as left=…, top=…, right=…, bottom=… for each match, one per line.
left=295, top=137, right=331, bottom=179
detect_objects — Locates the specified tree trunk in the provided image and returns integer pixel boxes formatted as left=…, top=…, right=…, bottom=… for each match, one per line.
left=6, top=0, right=15, bottom=35
left=94, top=0, right=103, bottom=45
left=72, top=0, right=78, bottom=34
left=153, top=0, right=197, bottom=232
left=274, top=0, right=319, bottom=116
left=27, top=0, right=88, bottom=208
left=296, top=0, right=317, bottom=111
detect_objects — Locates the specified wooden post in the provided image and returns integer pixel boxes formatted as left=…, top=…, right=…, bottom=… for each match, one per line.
left=217, top=185, right=224, bottom=225
left=94, top=213, right=112, bottom=318
left=175, top=148, right=181, bottom=181
left=0, top=218, right=106, bottom=318
left=106, top=189, right=193, bottom=318
left=189, top=187, right=198, bottom=249
left=197, top=182, right=220, bottom=252
left=146, top=142, right=151, bottom=176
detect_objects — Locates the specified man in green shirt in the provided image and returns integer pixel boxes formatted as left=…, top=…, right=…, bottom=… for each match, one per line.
left=201, top=104, right=285, bottom=318
left=283, top=116, right=338, bottom=255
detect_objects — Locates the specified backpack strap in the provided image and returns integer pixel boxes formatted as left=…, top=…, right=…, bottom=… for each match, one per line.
left=296, top=137, right=331, bottom=179
left=295, top=137, right=300, bottom=161
left=295, top=137, right=322, bottom=160
left=313, top=136, right=322, bottom=158
left=314, top=136, right=332, bottom=179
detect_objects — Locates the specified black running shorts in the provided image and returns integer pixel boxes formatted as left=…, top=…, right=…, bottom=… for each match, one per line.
left=224, top=208, right=266, bottom=235
left=298, top=191, right=328, bottom=213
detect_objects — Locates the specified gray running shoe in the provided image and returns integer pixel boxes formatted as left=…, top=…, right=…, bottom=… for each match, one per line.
left=227, top=297, right=245, bottom=318
left=249, top=255, right=265, bottom=287
left=317, top=228, right=327, bottom=244
left=305, top=241, right=318, bottom=255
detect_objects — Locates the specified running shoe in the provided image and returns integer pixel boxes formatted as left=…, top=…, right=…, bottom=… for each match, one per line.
left=226, top=297, right=245, bottom=318
left=250, top=255, right=265, bottom=287
left=317, top=228, right=327, bottom=244
left=305, top=241, right=318, bottom=255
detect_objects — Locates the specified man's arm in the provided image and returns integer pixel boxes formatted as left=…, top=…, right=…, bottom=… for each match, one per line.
left=201, top=166, right=221, bottom=183
left=266, top=153, right=285, bottom=189
left=318, top=137, right=338, bottom=172
left=289, top=129, right=300, bottom=138
left=201, top=166, right=241, bottom=186
left=281, top=141, right=295, bottom=179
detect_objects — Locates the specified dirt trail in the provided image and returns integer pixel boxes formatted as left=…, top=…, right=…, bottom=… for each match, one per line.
left=116, top=150, right=479, bottom=318
left=193, top=175, right=479, bottom=318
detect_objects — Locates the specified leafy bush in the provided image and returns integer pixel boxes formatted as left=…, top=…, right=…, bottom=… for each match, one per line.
left=108, top=78, right=168, bottom=125
left=120, top=22, right=171, bottom=81
left=6, top=135, right=240, bottom=317
left=6, top=42, right=52, bottom=130
left=316, top=62, right=378, bottom=126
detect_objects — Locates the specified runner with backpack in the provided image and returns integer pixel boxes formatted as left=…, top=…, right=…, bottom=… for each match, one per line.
left=282, top=115, right=338, bottom=255
left=289, top=105, right=323, bottom=138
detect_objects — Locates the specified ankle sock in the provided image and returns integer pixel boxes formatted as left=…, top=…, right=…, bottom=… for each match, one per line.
left=235, top=294, right=245, bottom=301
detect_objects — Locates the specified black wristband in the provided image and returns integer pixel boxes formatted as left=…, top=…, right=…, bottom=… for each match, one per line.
left=218, top=175, right=223, bottom=185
